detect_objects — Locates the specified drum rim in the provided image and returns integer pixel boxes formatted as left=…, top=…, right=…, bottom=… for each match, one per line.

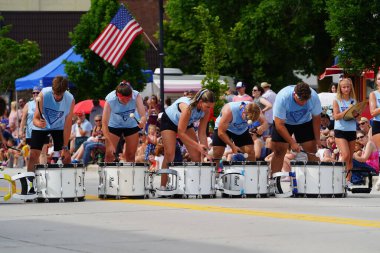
left=35, top=163, right=85, bottom=168
left=290, top=161, right=344, bottom=166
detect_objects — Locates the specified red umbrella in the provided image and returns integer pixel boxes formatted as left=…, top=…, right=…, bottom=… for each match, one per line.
left=74, top=99, right=105, bottom=114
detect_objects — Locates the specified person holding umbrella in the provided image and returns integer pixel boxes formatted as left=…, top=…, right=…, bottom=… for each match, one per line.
left=102, top=81, right=146, bottom=162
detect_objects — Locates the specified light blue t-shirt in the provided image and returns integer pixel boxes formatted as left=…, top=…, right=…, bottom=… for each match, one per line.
left=32, top=87, right=74, bottom=131
left=105, top=90, right=140, bottom=128
left=26, top=100, right=36, bottom=138
left=334, top=98, right=357, bottom=131
left=215, top=101, right=250, bottom=135
left=373, top=91, right=380, bottom=122
left=273, top=85, right=321, bottom=125
left=165, top=97, right=205, bottom=126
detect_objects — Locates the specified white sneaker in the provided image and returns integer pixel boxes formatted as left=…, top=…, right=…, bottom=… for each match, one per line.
left=346, top=181, right=354, bottom=191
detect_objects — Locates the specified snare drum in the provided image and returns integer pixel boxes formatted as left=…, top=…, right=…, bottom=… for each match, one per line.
left=35, top=164, right=86, bottom=202
left=221, top=161, right=269, bottom=197
left=292, top=161, right=346, bottom=198
left=155, top=162, right=216, bottom=198
left=98, top=162, right=149, bottom=199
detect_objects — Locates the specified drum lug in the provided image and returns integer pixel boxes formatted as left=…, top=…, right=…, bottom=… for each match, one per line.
left=209, top=194, right=214, bottom=198
left=44, top=198, right=49, bottom=203
left=182, top=194, right=187, bottom=199
left=115, top=195, right=121, bottom=200
left=241, top=194, right=247, bottom=198
left=197, top=194, right=202, bottom=199
left=59, top=198, right=65, bottom=203
left=74, top=197, right=79, bottom=202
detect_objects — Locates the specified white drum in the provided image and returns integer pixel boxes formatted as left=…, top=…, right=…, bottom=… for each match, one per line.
left=291, top=161, right=346, bottom=197
left=221, top=161, right=269, bottom=197
left=156, top=162, right=216, bottom=198
left=35, top=164, right=86, bottom=202
left=98, top=162, right=149, bottom=199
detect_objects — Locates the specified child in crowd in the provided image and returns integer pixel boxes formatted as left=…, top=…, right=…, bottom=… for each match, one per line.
left=145, top=124, right=157, bottom=161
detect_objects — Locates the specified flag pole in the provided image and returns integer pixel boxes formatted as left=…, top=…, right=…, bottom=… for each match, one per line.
left=159, top=0, right=165, bottom=111
left=143, top=32, right=158, bottom=51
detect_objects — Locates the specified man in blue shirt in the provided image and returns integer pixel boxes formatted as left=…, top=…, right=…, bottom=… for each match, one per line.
left=271, top=82, right=322, bottom=176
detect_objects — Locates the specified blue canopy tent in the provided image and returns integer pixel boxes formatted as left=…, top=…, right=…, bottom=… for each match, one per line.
left=15, top=47, right=83, bottom=91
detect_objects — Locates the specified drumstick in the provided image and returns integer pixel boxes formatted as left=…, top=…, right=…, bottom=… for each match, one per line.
left=300, top=150, right=318, bottom=157
left=129, top=113, right=140, bottom=125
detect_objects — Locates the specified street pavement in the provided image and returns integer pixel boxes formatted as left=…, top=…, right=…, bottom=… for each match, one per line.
left=1, top=166, right=380, bottom=253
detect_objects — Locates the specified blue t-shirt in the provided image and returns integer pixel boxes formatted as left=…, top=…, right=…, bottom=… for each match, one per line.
left=334, top=98, right=357, bottom=131
left=273, top=85, right=321, bottom=125
left=215, top=101, right=250, bottom=135
left=165, top=97, right=205, bottom=126
left=373, top=91, right=380, bottom=122
left=32, top=87, right=74, bottom=131
left=26, top=100, right=36, bottom=138
left=105, top=90, right=139, bottom=129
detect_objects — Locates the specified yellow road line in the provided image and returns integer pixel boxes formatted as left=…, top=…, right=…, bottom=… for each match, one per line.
left=86, top=195, right=380, bottom=229
left=2, top=187, right=379, bottom=229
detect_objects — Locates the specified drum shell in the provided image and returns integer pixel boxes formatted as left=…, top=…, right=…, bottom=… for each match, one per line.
left=98, top=162, right=148, bottom=197
left=222, top=162, right=269, bottom=196
left=169, top=163, right=216, bottom=196
left=35, top=164, right=85, bottom=199
left=292, top=161, right=346, bottom=197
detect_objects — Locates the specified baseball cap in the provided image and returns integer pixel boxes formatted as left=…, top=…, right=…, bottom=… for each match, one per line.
left=261, top=82, right=271, bottom=88
left=236, top=82, right=246, bottom=89
left=33, top=86, right=42, bottom=92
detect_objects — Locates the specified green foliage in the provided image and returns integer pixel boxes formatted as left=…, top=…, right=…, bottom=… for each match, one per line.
left=165, top=0, right=332, bottom=91
left=67, top=0, right=147, bottom=101
left=0, top=16, right=41, bottom=91
left=326, top=0, right=380, bottom=73
left=193, top=5, right=228, bottom=116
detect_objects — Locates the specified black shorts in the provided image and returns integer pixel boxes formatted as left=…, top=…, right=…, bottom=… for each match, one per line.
left=334, top=129, right=356, bottom=142
left=212, top=128, right=253, bottom=147
left=160, top=112, right=194, bottom=133
left=30, top=130, right=62, bottom=151
left=372, top=120, right=380, bottom=136
left=108, top=126, right=140, bottom=138
left=272, top=120, right=315, bottom=143
left=26, top=136, right=49, bottom=146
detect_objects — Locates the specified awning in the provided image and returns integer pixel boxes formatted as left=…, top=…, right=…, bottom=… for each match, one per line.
left=319, top=65, right=343, bottom=80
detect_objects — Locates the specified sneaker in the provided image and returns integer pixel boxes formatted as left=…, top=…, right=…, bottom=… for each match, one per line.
left=345, top=181, right=354, bottom=191
left=72, top=159, right=79, bottom=164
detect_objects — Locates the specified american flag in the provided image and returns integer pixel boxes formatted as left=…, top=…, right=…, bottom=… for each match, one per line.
left=89, top=5, right=143, bottom=67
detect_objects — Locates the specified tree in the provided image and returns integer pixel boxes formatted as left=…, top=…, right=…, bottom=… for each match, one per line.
left=193, top=5, right=228, bottom=116
left=0, top=16, right=41, bottom=92
left=326, top=0, right=380, bottom=73
left=164, top=0, right=332, bottom=91
left=66, top=0, right=147, bottom=101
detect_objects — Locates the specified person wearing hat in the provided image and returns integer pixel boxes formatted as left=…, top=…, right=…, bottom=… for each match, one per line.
left=102, top=81, right=146, bottom=162
left=261, top=82, right=277, bottom=137
left=270, top=82, right=322, bottom=180
left=232, top=82, right=253, bottom=102
left=358, top=117, right=372, bottom=138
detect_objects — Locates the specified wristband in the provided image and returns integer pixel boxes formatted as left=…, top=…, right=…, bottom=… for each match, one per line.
left=62, top=146, right=68, bottom=151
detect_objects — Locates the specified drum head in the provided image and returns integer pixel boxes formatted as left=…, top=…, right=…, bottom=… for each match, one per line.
left=343, top=101, right=367, bottom=121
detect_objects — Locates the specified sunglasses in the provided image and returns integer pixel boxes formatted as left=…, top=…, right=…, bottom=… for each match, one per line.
left=356, top=135, right=365, bottom=140
left=32, top=92, right=39, bottom=95
left=252, top=89, right=258, bottom=92
left=328, top=135, right=335, bottom=138
left=359, top=122, right=367, bottom=126
left=95, top=119, right=101, bottom=122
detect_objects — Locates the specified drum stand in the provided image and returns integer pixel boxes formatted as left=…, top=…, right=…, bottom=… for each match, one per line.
left=349, top=167, right=378, bottom=194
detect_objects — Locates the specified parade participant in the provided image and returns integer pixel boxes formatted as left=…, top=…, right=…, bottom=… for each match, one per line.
left=332, top=78, right=358, bottom=187
left=19, top=86, right=50, bottom=165
left=270, top=82, right=321, bottom=176
left=160, top=89, right=215, bottom=187
left=102, top=81, right=146, bottom=162
left=26, top=76, right=74, bottom=195
left=213, top=101, right=268, bottom=167
left=369, top=72, right=380, bottom=147
left=261, top=82, right=277, bottom=137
